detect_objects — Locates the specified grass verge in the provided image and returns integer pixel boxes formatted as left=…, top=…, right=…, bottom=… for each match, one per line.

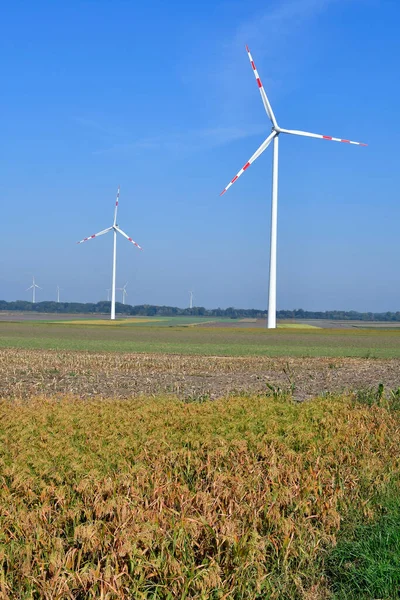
left=326, top=489, right=400, bottom=599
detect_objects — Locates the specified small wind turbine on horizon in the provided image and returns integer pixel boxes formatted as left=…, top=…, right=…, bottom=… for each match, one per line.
left=106, top=288, right=111, bottom=302
left=77, top=187, right=142, bottom=320
left=56, top=285, right=62, bottom=303
left=117, top=282, right=128, bottom=305
left=220, top=46, right=367, bottom=329
left=26, top=276, right=41, bottom=303
left=189, top=290, right=194, bottom=309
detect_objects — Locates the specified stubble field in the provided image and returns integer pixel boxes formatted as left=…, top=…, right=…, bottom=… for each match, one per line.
left=1, top=348, right=400, bottom=402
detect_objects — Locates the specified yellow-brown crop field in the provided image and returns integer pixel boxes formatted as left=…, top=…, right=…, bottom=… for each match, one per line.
left=0, top=390, right=399, bottom=598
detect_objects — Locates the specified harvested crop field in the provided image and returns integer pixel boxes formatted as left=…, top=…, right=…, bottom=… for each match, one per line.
left=1, top=348, right=400, bottom=401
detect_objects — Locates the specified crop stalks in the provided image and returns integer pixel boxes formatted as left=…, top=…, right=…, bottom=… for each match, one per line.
left=1, top=348, right=400, bottom=402
left=0, top=393, right=399, bottom=598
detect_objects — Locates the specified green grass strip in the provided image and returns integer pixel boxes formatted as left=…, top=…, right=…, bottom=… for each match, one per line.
left=326, top=491, right=400, bottom=599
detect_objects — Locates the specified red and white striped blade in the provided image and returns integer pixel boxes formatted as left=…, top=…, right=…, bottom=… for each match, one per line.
left=220, top=131, right=276, bottom=196
left=77, top=226, right=112, bottom=245
left=116, top=226, right=143, bottom=250
left=280, top=128, right=367, bottom=146
left=246, top=45, right=277, bottom=128
left=113, top=186, right=120, bottom=226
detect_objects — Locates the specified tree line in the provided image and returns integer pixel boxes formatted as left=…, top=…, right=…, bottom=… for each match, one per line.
left=0, top=300, right=400, bottom=321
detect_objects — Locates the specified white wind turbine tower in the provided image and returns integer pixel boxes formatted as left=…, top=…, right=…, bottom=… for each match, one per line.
left=220, top=46, right=367, bottom=329
left=56, top=285, right=62, bottom=303
left=189, top=290, right=194, bottom=309
left=106, top=288, right=111, bottom=301
left=77, top=187, right=142, bottom=320
left=117, top=282, right=128, bottom=305
left=26, top=276, right=41, bottom=303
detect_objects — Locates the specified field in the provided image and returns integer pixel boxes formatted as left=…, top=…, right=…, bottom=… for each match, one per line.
left=1, top=348, right=400, bottom=402
left=1, top=318, right=399, bottom=598
left=0, top=319, right=400, bottom=358
left=1, top=392, right=399, bottom=599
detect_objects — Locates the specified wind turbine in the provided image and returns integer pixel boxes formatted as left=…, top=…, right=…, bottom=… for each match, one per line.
left=26, top=276, right=41, bottom=303
left=106, top=288, right=111, bottom=301
left=117, top=282, right=128, bottom=305
left=77, top=187, right=142, bottom=320
left=189, top=290, right=194, bottom=309
left=56, top=285, right=62, bottom=303
left=220, top=46, right=367, bottom=329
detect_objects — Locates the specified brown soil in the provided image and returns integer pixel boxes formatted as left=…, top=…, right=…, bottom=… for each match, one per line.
left=2, top=349, right=399, bottom=401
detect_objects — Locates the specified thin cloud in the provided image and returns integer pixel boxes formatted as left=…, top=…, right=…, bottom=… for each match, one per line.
left=208, top=0, right=357, bottom=123
left=92, top=124, right=267, bottom=155
left=232, top=0, right=341, bottom=48
left=73, top=117, right=127, bottom=139
left=79, top=0, right=354, bottom=157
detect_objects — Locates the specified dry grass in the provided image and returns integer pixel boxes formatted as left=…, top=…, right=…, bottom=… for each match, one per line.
left=0, top=393, right=399, bottom=598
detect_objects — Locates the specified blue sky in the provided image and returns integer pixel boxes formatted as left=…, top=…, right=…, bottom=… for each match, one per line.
left=1, top=0, right=399, bottom=311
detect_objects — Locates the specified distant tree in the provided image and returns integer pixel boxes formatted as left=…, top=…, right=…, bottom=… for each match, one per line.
left=0, top=300, right=398, bottom=321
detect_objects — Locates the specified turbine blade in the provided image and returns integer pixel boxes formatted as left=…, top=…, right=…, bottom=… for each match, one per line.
left=246, top=45, right=277, bottom=127
left=115, top=227, right=142, bottom=250
left=280, top=128, right=367, bottom=146
left=113, top=186, right=120, bottom=226
left=220, top=131, right=276, bottom=196
left=77, top=227, right=112, bottom=245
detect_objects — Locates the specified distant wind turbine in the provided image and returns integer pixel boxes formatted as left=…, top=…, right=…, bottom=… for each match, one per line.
left=117, top=282, right=128, bottom=305
left=219, top=45, right=367, bottom=329
left=56, top=285, right=62, bottom=303
left=189, top=290, right=194, bottom=309
left=77, top=187, right=142, bottom=320
left=26, top=276, right=41, bottom=303
left=106, top=288, right=111, bottom=301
